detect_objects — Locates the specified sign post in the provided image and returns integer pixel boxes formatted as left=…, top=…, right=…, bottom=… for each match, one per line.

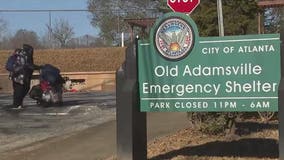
left=116, top=38, right=147, bottom=160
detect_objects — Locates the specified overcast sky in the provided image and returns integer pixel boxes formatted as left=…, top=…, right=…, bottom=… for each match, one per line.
left=0, top=0, right=98, bottom=37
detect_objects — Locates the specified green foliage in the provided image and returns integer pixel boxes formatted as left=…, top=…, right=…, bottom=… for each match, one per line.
left=157, top=0, right=260, bottom=36
left=188, top=112, right=233, bottom=135
left=190, top=0, right=219, bottom=36
left=264, top=8, right=281, bottom=33
left=191, top=0, right=260, bottom=36
left=198, top=113, right=227, bottom=135
left=156, top=0, right=171, bottom=13
left=224, top=0, right=259, bottom=35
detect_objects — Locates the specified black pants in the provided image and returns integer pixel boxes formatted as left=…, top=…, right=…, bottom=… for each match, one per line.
left=13, top=79, right=31, bottom=106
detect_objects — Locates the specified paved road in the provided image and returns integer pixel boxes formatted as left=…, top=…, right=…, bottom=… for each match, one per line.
left=0, top=92, right=190, bottom=160
left=0, top=92, right=116, bottom=152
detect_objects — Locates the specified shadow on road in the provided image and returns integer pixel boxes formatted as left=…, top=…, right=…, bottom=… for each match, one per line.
left=150, top=138, right=278, bottom=160
left=235, top=121, right=278, bottom=136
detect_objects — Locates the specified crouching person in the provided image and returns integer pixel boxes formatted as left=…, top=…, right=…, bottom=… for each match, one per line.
left=29, top=64, right=65, bottom=107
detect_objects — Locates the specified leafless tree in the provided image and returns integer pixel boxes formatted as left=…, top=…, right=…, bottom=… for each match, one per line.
left=10, top=29, right=41, bottom=49
left=68, top=34, right=96, bottom=48
left=87, top=0, right=160, bottom=45
left=0, top=18, right=7, bottom=39
left=47, top=18, right=75, bottom=48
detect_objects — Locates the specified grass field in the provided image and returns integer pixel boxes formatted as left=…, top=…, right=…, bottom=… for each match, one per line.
left=0, top=47, right=126, bottom=73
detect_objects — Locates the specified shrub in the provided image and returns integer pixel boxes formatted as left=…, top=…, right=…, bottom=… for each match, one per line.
left=0, top=47, right=126, bottom=73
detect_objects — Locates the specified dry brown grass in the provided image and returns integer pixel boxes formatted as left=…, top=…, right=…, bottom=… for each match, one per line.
left=148, top=120, right=279, bottom=160
left=0, top=47, right=126, bottom=73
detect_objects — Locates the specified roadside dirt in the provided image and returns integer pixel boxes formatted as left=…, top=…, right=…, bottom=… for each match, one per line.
left=147, top=118, right=278, bottom=160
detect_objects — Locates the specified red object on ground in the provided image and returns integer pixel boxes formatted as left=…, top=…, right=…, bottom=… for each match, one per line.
left=40, top=80, right=50, bottom=91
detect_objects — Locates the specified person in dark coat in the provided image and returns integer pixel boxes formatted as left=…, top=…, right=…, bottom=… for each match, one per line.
left=9, top=44, right=36, bottom=109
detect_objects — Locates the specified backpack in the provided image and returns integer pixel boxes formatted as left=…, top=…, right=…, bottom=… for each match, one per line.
left=5, top=54, right=17, bottom=72
left=40, top=64, right=61, bottom=85
left=5, top=50, right=27, bottom=73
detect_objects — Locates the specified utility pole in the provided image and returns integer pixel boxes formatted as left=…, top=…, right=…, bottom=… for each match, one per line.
left=217, top=0, right=224, bottom=37
left=121, top=32, right=124, bottom=47
left=48, top=11, right=52, bottom=48
left=281, top=6, right=284, bottom=76
left=279, top=6, right=284, bottom=160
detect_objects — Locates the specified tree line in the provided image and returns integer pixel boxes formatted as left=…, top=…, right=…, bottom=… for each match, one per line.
left=87, top=0, right=281, bottom=44
left=0, top=0, right=281, bottom=49
left=0, top=17, right=104, bottom=50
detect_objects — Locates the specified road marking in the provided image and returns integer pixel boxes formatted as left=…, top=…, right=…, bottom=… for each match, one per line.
left=64, top=105, right=82, bottom=113
left=21, top=113, right=69, bottom=116
left=1, top=105, right=100, bottom=116
left=20, top=105, right=84, bottom=116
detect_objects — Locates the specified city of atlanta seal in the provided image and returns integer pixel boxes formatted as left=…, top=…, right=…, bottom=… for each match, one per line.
left=155, top=17, right=194, bottom=61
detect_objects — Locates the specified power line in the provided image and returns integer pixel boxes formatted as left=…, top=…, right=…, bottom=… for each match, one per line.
left=0, top=9, right=160, bottom=20
left=0, top=8, right=158, bottom=13
left=0, top=9, right=89, bottom=12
